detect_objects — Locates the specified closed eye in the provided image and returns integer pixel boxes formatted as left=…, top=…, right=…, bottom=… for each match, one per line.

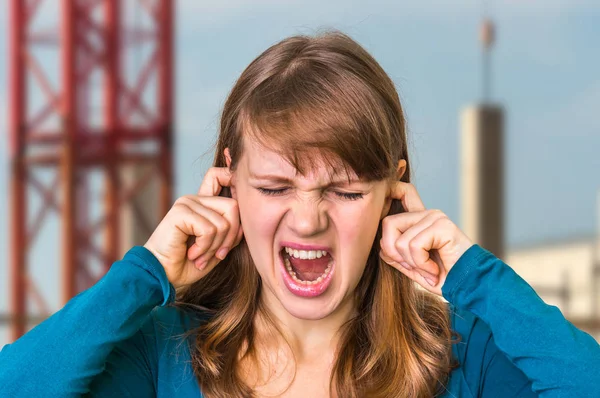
left=257, top=187, right=363, bottom=201
left=335, top=192, right=363, bottom=201
left=257, top=187, right=289, bottom=196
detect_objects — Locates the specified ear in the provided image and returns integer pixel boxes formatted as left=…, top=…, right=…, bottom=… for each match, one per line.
left=396, top=159, right=407, bottom=180
left=224, top=147, right=232, bottom=168
left=223, top=147, right=237, bottom=199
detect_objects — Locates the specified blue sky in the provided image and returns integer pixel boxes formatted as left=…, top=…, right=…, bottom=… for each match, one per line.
left=1, top=0, right=599, bottom=343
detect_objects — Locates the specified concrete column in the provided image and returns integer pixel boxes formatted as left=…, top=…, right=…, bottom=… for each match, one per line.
left=120, top=164, right=160, bottom=257
left=460, top=104, right=505, bottom=259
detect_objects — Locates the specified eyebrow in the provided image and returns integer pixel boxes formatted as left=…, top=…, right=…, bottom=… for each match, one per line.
left=248, top=173, right=362, bottom=187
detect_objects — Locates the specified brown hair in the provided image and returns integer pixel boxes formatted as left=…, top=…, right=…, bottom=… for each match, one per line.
left=177, top=30, right=458, bottom=397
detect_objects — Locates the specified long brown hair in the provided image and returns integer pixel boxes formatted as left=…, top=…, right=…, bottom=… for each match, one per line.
left=177, top=30, right=459, bottom=397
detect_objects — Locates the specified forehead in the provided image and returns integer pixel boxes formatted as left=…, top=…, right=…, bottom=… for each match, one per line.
left=241, top=137, right=357, bottom=182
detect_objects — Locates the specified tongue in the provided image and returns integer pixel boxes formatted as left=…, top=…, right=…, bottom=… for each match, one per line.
left=289, top=254, right=331, bottom=281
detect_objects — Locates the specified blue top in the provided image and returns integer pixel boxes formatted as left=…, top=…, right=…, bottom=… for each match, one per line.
left=1, top=244, right=599, bottom=397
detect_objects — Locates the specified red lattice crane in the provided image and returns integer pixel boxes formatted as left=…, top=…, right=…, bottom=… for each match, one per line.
left=7, top=0, right=174, bottom=341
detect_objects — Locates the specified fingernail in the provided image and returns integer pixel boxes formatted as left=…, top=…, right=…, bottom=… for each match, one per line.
left=425, top=277, right=437, bottom=287
left=195, top=258, right=208, bottom=270
left=216, top=247, right=229, bottom=260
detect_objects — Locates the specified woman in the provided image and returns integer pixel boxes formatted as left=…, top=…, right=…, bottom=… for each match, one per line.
left=1, top=30, right=598, bottom=397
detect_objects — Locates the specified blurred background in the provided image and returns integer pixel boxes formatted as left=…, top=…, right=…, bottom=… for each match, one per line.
left=1, top=0, right=599, bottom=346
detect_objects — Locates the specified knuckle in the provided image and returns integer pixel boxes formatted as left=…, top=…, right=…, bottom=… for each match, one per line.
left=222, top=199, right=239, bottom=217
left=380, top=236, right=394, bottom=253
left=381, top=217, right=390, bottom=230
left=434, top=217, right=453, bottom=229
left=379, top=238, right=392, bottom=252
left=172, top=201, right=190, bottom=215
left=379, top=251, right=393, bottom=263
left=216, top=217, right=230, bottom=232
left=206, top=167, right=217, bottom=176
left=381, top=214, right=395, bottom=229
left=430, top=208, right=444, bottom=217
left=175, top=195, right=194, bottom=207
left=203, top=224, right=217, bottom=237
left=394, top=237, right=408, bottom=253
left=408, top=239, right=420, bottom=252
left=228, top=199, right=239, bottom=212
left=174, top=196, right=187, bottom=206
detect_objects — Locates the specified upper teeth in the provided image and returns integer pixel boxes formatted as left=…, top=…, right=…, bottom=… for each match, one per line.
left=284, top=247, right=328, bottom=260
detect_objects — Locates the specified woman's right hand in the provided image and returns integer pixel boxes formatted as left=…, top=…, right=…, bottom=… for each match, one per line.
left=143, top=167, right=243, bottom=289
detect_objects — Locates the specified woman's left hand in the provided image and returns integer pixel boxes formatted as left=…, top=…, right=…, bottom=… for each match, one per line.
left=379, top=181, right=474, bottom=296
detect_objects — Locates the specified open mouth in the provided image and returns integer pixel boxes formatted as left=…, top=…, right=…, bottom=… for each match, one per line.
left=279, top=246, right=335, bottom=297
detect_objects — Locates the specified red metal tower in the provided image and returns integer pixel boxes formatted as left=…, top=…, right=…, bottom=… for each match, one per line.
left=8, top=0, right=173, bottom=341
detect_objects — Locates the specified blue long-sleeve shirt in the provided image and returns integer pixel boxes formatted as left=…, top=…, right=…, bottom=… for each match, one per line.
left=1, top=244, right=599, bottom=397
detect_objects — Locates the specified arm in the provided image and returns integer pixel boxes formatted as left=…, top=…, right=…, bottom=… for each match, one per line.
left=450, top=307, right=538, bottom=397
left=0, top=246, right=175, bottom=397
left=85, top=313, right=159, bottom=397
left=442, top=244, right=600, bottom=397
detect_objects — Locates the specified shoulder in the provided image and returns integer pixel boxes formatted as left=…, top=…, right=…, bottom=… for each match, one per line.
left=145, top=305, right=213, bottom=337
left=132, top=305, right=213, bottom=356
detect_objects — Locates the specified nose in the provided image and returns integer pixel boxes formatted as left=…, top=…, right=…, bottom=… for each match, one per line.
left=287, top=196, right=328, bottom=237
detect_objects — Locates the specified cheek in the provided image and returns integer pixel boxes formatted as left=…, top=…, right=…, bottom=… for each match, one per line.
left=236, top=191, right=285, bottom=268
left=335, top=200, right=382, bottom=243
left=239, top=195, right=282, bottom=237
left=332, top=201, right=382, bottom=277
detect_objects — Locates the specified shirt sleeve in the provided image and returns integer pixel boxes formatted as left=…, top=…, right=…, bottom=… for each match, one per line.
left=86, top=313, right=159, bottom=397
left=449, top=306, right=538, bottom=397
left=442, top=244, right=600, bottom=397
left=0, top=246, right=175, bottom=397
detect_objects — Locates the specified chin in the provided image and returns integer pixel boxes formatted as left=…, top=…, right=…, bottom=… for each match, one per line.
left=277, top=293, right=341, bottom=320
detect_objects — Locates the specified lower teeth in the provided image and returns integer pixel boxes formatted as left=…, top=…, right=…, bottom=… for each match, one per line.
left=283, top=256, right=332, bottom=285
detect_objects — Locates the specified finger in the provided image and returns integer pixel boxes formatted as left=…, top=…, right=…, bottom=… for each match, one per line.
left=187, top=234, right=212, bottom=261
left=382, top=210, right=439, bottom=235
left=173, top=206, right=218, bottom=257
left=214, top=204, right=241, bottom=259
left=184, top=201, right=233, bottom=262
left=393, top=211, right=446, bottom=275
left=233, top=223, right=244, bottom=247
left=186, top=235, right=202, bottom=261
left=214, top=219, right=243, bottom=260
left=388, top=181, right=426, bottom=212
left=177, top=214, right=217, bottom=261
left=198, top=167, right=233, bottom=197
left=185, top=212, right=221, bottom=261
left=187, top=195, right=240, bottom=236
left=194, top=221, right=243, bottom=268
left=193, top=252, right=221, bottom=272
left=408, top=224, right=448, bottom=279
left=381, top=251, right=440, bottom=289
left=193, top=196, right=241, bottom=260
left=379, top=251, right=401, bottom=267
left=379, top=210, right=432, bottom=265
left=174, top=197, right=232, bottom=262
left=379, top=224, right=402, bottom=265
left=379, top=249, right=435, bottom=276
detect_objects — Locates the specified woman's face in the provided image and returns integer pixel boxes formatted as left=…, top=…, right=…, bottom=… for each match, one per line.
left=227, top=138, right=391, bottom=321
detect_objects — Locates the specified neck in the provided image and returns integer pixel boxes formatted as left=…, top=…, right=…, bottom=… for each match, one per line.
left=255, top=289, right=356, bottom=363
